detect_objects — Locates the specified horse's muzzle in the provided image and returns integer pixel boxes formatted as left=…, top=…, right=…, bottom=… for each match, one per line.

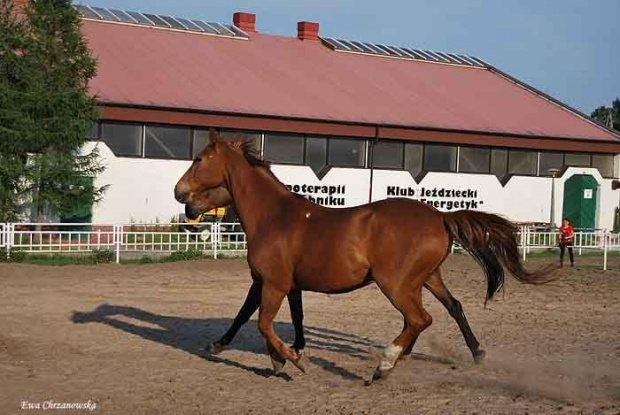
left=174, top=184, right=189, bottom=204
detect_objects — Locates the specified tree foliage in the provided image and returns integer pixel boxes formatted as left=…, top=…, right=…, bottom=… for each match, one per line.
left=591, top=98, right=620, bottom=131
left=0, top=0, right=106, bottom=222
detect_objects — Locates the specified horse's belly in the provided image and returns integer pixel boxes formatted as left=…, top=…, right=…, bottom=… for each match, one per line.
left=294, top=256, right=370, bottom=293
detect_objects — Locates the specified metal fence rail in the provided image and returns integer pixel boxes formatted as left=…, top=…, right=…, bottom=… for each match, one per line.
left=1, top=222, right=618, bottom=269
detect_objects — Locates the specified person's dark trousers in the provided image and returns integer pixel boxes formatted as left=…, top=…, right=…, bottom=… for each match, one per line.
left=560, top=243, right=574, bottom=267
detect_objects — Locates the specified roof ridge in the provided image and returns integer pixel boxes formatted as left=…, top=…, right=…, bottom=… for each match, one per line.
left=321, top=36, right=488, bottom=69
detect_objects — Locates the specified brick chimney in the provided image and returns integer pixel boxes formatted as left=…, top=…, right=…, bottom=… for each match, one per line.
left=297, top=21, right=319, bottom=41
left=233, top=12, right=256, bottom=34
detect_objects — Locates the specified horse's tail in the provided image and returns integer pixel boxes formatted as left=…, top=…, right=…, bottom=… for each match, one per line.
left=442, top=210, right=557, bottom=302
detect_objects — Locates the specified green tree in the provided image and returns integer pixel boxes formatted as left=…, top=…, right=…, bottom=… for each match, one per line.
left=0, top=0, right=107, bottom=223
left=0, top=0, right=29, bottom=221
left=591, top=98, right=620, bottom=131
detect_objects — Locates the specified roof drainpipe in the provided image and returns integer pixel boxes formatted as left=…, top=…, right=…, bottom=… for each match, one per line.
left=297, top=21, right=320, bottom=41
left=233, top=12, right=256, bottom=34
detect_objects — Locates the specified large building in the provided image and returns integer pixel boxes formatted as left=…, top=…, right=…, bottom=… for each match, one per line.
left=75, top=5, right=620, bottom=228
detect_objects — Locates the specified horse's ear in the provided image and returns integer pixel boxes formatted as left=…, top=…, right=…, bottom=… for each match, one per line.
left=209, top=128, right=220, bottom=144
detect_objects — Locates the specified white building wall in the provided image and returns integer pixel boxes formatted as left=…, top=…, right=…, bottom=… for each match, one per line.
left=86, top=142, right=188, bottom=224
left=89, top=145, right=620, bottom=229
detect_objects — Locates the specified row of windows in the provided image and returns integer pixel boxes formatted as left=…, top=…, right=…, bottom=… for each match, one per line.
left=91, top=122, right=261, bottom=160
left=90, top=122, right=616, bottom=179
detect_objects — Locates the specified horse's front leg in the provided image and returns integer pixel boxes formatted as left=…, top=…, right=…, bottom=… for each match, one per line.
left=208, top=280, right=261, bottom=354
left=259, top=282, right=307, bottom=374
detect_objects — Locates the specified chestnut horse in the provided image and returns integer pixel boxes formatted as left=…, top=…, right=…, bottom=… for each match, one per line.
left=175, top=131, right=554, bottom=383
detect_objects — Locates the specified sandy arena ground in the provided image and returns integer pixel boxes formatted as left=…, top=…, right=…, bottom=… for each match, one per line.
left=1, top=255, right=619, bottom=414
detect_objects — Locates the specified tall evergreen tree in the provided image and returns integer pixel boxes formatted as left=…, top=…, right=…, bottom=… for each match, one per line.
left=0, top=0, right=29, bottom=221
left=0, top=0, right=107, bottom=223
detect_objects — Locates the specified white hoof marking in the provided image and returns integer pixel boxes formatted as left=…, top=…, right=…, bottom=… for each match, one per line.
left=380, top=344, right=403, bottom=371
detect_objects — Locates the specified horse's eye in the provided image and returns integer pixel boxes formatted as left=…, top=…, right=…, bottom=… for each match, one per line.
left=193, top=157, right=202, bottom=163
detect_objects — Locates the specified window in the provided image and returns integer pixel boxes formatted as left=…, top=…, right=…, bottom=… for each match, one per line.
left=144, top=124, right=192, bottom=159
left=458, top=146, right=490, bottom=173
left=328, top=138, right=365, bottom=167
left=423, top=144, right=457, bottom=172
left=565, top=152, right=591, bottom=167
left=592, top=154, right=615, bottom=178
left=305, top=136, right=327, bottom=174
left=263, top=133, right=304, bottom=164
left=539, top=152, right=564, bottom=176
left=87, top=123, right=99, bottom=140
left=404, top=143, right=423, bottom=177
left=371, top=141, right=404, bottom=169
left=193, top=129, right=210, bottom=158
left=490, top=148, right=508, bottom=179
left=100, top=122, right=143, bottom=157
left=508, top=150, right=537, bottom=175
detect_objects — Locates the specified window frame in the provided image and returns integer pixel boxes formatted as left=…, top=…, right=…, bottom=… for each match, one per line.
left=422, top=143, right=458, bottom=173
left=327, top=136, right=367, bottom=169
left=263, top=132, right=306, bottom=166
left=100, top=121, right=145, bottom=159
left=143, top=123, right=193, bottom=161
left=457, top=145, right=492, bottom=175
left=369, top=139, right=406, bottom=171
left=507, top=149, right=538, bottom=177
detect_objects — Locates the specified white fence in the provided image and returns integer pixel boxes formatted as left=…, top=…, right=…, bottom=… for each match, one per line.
left=1, top=222, right=618, bottom=269
left=1, top=222, right=246, bottom=263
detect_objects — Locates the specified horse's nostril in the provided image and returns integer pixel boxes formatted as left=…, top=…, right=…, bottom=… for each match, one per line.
left=174, top=185, right=189, bottom=203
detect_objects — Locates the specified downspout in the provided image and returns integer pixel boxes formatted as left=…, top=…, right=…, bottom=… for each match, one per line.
left=368, top=126, right=379, bottom=203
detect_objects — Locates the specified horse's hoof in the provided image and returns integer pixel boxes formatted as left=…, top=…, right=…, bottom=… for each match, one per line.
left=292, top=351, right=308, bottom=374
left=364, top=367, right=391, bottom=386
left=270, top=353, right=287, bottom=374
left=473, top=349, right=486, bottom=364
left=207, top=341, right=226, bottom=355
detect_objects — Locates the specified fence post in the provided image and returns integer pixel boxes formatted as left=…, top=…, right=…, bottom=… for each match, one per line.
left=113, top=225, right=122, bottom=264
left=7, top=223, right=14, bottom=260
left=3, top=223, right=8, bottom=260
left=521, top=226, right=527, bottom=262
left=212, top=223, right=218, bottom=259
left=603, top=230, right=608, bottom=271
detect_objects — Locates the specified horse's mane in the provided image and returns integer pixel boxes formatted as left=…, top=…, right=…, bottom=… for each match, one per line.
left=239, top=140, right=270, bottom=169
left=235, top=139, right=308, bottom=202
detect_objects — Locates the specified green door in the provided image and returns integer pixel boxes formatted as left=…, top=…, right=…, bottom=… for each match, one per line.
left=562, top=175, right=598, bottom=229
left=60, top=177, right=94, bottom=231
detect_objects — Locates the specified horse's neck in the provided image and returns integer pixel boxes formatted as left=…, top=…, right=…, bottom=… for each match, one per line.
left=226, top=158, right=294, bottom=238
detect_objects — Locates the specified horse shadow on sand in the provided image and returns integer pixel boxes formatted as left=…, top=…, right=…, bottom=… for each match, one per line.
left=71, top=304, right=392, bottom=382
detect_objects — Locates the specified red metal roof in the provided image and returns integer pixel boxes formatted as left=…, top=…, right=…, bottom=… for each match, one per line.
left=82, top=20, right=619, bottom=142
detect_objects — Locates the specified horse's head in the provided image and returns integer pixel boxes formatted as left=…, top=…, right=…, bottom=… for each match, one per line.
left=174, top=129, right=234, bottom=219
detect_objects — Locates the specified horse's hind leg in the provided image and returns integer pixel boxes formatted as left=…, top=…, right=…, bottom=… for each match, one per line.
left=287, top=289, right=306, bottom=352
left=424, top=269, right=485, bottom=363
left=367, top=285, right=432, bottom=384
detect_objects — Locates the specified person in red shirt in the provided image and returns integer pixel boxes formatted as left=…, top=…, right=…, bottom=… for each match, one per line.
left=558, top=218, right=575, bottom=267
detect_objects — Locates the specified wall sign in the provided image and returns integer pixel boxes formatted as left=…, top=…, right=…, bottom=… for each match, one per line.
left=284, top=184, right=347, bottom=206
left=584, top=189, right=593, bottom=199
left=386, top=185, right=484, bottom=210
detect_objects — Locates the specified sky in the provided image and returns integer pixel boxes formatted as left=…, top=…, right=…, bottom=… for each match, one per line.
left=80, top=0, right=619, bottom=115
